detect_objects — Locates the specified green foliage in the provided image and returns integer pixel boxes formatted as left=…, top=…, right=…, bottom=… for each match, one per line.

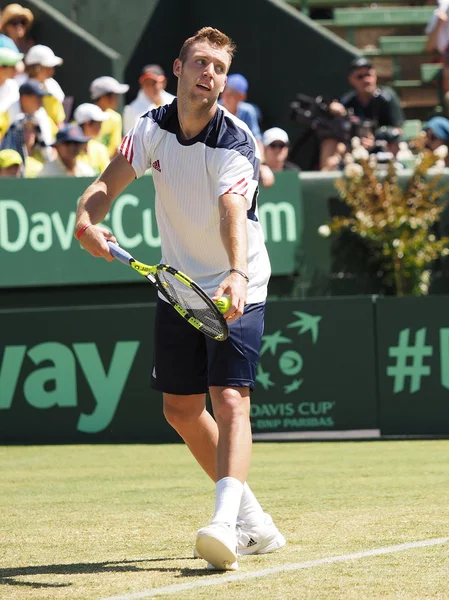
left=326, top=150, right=449, bottom=295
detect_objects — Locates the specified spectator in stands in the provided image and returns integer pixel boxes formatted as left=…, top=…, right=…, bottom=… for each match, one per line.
left=0, top=47, right=22, bottom=139
left=73, top=102, right=110, bottom=174
left=90, top=75, right=129, bottom=159
left=38, top=124, right=95, bottom=177
left=338, top=58, right=404, bottom=131
left=0, top=3, right=34, bottom=53
left=425, top=2, right=449, bottom=93
left=262, top=127, right=299, bottom=173
left=21, top=45, right=65, bottom=132
left=424, top=116, right=449, bottom=166
left=220, top=73, right=274, bottom=187
left=6, top=80, right=54, bottom=158
left=21, top=115, right=44, bottom=177
left=0, top=147, right=22, bottom=176
left=123, top=64, right=175, bottom=133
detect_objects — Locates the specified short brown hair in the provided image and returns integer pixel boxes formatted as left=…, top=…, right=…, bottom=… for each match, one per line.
left=179, top=27, right=236, bottom=69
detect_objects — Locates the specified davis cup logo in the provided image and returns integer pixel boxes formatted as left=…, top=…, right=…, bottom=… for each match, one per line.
left=256, top=311, right=322, bottom=393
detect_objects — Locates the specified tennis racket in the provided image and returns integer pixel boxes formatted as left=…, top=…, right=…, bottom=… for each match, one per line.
left=108, top=242, right=229, bottom=341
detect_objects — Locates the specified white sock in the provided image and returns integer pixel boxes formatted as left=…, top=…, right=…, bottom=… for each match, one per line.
left=211, top=477, right=244, bottom=528
left=237, top=482, right=265, bottom=525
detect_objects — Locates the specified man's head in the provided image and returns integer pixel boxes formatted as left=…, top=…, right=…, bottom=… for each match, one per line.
left=19, top=79, right=48, bottom=113
left=89, top=76, right=129, bottom=110
left=174, top=27, right=236, bottom=109
left=263, top=127, right=290, bottom=170
left=0, top=148, right=23, bottom=177
left=425, top=116, right=449, bottom=151
left=74, top=102, right=109, bottom=137
left=139, top=64, right=167, bottom=101
left=348, top=57, right=377, bottom=96
left=0, top=3, right=33, bottom=43
left=0, top=46, right=22, bottom=83
left=52, top=125, right=90, bottom=171
left=220, top=73, right=248, bottom=114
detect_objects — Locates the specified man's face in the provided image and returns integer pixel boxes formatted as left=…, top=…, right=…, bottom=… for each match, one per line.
left=264, top=139, right=289, bottom=164
left=23, top=122, right=38, bottom=147
left=425, top=128, right=446, bottom=151
left=142, top=77, right=165, bottom=100
left=20, top=93, right=43, bottom=114
left=56, top=141, right=82, bottom=169
left=173, top=41, right=230, bottom=108
left=349, top=67, right=377, bottom=95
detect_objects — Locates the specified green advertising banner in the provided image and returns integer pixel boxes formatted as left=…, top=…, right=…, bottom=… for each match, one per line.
left=0, top=172, right=302, bottom=288
left=251, top=297, right=379, bottom=437
left=0, top=297, right=379, bottom=444
left=0, top=303, right=178, bottom=444
left=376, top=296, right=449, bottom=435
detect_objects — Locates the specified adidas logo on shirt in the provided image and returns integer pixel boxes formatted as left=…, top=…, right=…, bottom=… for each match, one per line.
left=152, top=159, right=161, bottom=172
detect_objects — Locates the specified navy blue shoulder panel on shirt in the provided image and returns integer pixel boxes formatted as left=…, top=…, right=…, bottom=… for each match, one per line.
left=143, top=100, right=260, bottom=221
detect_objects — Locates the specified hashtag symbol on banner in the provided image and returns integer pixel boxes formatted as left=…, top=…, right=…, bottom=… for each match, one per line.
left=387, top=328, right=433, bottom=393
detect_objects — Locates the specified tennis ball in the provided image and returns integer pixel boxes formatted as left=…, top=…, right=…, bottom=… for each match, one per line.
left=215, top=296, right=231, bottom=313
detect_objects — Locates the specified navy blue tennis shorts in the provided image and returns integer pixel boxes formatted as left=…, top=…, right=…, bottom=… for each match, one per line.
left=151, top=298, right=266, bottom=394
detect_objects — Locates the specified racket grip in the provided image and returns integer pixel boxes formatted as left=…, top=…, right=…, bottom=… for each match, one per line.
left=107, top=241, right=135, bottom=265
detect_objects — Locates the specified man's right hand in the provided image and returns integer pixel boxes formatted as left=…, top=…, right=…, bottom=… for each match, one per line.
left=76, top=225, right=117, bottom=262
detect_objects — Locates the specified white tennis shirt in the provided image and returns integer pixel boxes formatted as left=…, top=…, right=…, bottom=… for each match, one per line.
left=119, top=100, right=271, bottom=303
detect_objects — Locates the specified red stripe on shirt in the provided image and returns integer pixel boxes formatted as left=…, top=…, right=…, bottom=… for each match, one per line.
left=128, top=139, right=134, bottom=164
left=224, top=177, right=246, bottom=195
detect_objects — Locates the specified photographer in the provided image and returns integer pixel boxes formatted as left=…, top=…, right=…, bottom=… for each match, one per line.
left=333, top=58, right=404, bottom=141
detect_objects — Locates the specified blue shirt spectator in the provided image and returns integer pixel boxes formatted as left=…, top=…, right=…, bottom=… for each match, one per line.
left=0, top=34, right=19, bottom=52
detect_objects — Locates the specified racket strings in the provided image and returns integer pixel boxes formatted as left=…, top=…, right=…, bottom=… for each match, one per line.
left=156, top=269, right=228, bottom=339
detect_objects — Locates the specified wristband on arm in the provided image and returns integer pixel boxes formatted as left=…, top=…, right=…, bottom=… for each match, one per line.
left=75, top=223, right=92, bottom=240
left=230, top=268, right=249, bottom=282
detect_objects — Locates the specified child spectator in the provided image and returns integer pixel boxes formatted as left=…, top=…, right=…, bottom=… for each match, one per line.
left=0, top=147, right=22, bottom=176
left=89, top=75, right=129, bottom=159
left=38, top=124, right=95, bottom=177
left=21, top=44, right=65, bottom=133
left=0, top=47, right=22, bottom=139
left=73, top=102, right=110, bottom=174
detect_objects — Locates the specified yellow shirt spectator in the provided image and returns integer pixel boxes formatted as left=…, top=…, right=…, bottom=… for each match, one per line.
left=25, top=155, right=43, bottom=178
left=97, top=108, right=122, bottom=159
left=73, top=102, right=111, bottom=173
left=89, top=76, right=129, bottom=159
left=79, top=139, right=110, bottom=175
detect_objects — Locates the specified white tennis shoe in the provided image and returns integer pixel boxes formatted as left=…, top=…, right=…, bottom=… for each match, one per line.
left=236, top=513, right=286, bottom=555
left=194, top=513, right=286, bottom=560
left=195, top=522, right=238, bottom=571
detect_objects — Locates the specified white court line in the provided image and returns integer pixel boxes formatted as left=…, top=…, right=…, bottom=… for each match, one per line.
left=101, top=537, right=449, bottom=600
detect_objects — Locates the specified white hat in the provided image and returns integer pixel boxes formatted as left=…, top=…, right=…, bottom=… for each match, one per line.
left=263, top=127, right=289, bottom=147
left=25, top=44, right=63, bottom=67
left=89, top=76, right=129, bottom=100
left=73, top=102, right=109, bottom=125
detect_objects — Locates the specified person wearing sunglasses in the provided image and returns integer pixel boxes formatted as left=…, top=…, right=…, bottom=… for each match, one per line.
left=0, top=3, right=34, bottom=53
left=338, top=57, right=404, bottom=133
left=262, top=127, right=299, bottom=174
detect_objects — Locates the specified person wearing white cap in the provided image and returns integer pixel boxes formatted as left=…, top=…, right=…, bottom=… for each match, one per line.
left=262, top=127, right=299, bottom=173
left=90, top=75, right=129, bottom=159
left=0, top=47, right=23, bottom=139
left=18, top=44, right=65, bottom=134
left=73, top=102, right=110, bottom=174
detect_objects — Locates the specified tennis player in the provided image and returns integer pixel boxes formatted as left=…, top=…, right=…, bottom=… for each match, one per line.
left=74, top=27, right=285, bottom=571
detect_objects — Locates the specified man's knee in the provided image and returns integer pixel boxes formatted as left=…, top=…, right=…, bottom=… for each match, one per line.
left=163, top=394, right=205, bottom=429
left=211, top=387, right=250, bottom=424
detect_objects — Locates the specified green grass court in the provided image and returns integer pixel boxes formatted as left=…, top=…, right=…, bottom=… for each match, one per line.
left=1, top=441, right=448, bottom=599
